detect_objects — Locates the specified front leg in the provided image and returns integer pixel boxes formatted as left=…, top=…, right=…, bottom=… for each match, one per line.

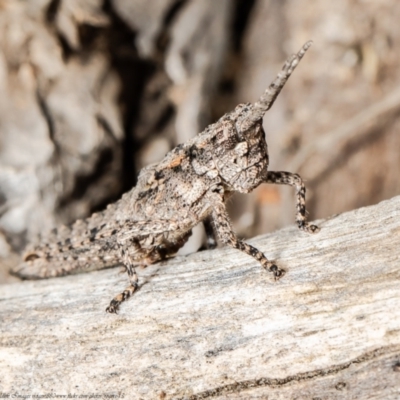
left=264, top=171, right=319, bottom=234
left=211, top=201, right=285, bottom=280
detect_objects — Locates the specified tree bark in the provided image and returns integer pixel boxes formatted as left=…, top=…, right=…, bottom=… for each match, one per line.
left=1, top=196, right=400, bottom=399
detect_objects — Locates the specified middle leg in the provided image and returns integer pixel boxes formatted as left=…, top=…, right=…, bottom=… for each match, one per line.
left=211, top=201, right=285, bottom=280
left=203, top=216, right=217, bottom=250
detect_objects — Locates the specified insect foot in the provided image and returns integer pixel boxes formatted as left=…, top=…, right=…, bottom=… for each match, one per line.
left=268, top=264, right=286, bottom=281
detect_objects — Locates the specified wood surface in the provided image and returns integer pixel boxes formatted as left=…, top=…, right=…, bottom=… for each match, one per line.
left=1, top=196, right=400, bottom=399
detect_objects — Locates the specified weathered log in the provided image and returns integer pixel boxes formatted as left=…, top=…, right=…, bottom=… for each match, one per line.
left=1, top=196, right=400, bottom=399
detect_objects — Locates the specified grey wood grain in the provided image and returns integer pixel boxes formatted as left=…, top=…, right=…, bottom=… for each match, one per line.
left=1, top=196, right=400, bottom=399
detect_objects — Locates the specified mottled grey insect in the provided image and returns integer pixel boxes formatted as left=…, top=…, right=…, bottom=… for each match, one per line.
left=12, top=41, right=319, bottom=313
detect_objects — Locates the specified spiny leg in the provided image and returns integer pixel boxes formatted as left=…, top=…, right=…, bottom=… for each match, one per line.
left=106, top=255, right=139, bottom=314
left=211, top=202, right=284, bottom=280
left=264, top=171, right=319, bottom=233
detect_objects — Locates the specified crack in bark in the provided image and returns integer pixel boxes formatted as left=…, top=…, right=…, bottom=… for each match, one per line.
left=36, top=88, right=56, bottom=143
left=178, top=345, right=400, bottom=399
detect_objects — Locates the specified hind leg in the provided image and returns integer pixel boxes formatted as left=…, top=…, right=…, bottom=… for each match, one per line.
left=106, top=254, right=139, bottom=314
left=106, top=232, right=193, bottom=313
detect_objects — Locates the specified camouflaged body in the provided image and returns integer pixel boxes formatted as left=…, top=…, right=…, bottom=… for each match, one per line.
left=12, top=41, right=319, bottom=314
left=16, top=102, right=269, bottom=278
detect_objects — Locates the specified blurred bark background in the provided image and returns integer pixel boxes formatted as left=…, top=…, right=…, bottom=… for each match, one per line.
left=1, top=0, right=400, bottom=282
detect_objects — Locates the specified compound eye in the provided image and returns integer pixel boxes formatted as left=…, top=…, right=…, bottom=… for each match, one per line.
left=235, top=128, right=244, bottom=142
